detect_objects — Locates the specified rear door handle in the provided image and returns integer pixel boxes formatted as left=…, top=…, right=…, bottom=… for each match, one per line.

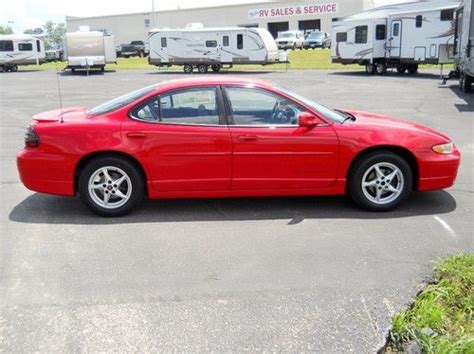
left=126, top=132, right=147, bottom=139
left=237, top=134, right=258, bottom=141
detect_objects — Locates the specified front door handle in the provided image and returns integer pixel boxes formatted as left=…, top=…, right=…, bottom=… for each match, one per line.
left=126, top=132, right=147, bottom=139
left=237, top=134, right=258, bottom=142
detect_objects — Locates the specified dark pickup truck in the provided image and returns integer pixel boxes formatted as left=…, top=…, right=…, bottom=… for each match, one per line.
left=117, top=41, right=149, bottom=58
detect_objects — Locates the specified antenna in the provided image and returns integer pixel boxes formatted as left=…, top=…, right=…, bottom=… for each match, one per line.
left=55, top=60, right=64, bottom=123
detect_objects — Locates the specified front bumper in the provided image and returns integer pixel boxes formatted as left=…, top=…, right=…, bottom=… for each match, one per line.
left=17, top=149, right=76, bottom=196
left=417, top=148, right=461, bottom=191
left=304, top=42, right=323, bottom=48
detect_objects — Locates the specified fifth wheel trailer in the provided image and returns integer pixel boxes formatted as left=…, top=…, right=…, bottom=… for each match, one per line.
left=64, top=30, right=116, bottom=72
left=331, top=0, right=460, bottom=75
left=0, top=34, right=46, bottom=72
left=148, top=26, right=279, bottom=73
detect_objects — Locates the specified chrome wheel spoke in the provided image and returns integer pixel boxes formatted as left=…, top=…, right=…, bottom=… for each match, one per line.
left=114, top=175, right=127, bottom=187
left=385, top=169, right=398, bottom=182
left=374, top=165, right=384, bottom=179
left=101, top=168, right=112, bottom=181
left=386, top=184, right=400, bottom=193
left=375, top=187, right=382, bottom=202
left=103, top=192, right=111, bottom=205
left=115, top=189, right=127, bottom=200
left=363, top=179, right=377, bottom=187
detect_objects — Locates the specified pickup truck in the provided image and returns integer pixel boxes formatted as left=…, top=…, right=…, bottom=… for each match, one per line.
left=117, top=41, right=149, bottom=58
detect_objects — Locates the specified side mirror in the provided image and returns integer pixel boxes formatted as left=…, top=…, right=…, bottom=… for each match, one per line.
left=298, top=112, right=321, bottom=127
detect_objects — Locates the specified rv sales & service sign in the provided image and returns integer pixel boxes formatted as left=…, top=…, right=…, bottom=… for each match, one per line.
left=248, top=3, right=338, bottom=19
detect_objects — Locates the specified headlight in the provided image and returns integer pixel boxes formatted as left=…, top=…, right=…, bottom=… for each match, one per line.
left=432, top=142, right=454, bottom=154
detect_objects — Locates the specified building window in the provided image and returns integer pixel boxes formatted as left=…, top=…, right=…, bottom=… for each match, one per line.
left=144, top=19, right=150, bottom=28
left=355, top=26, right=368, bottom=44
left=416, top=15, right=423, bottom=28
left=336, top=32, right=347, bottom=42
left=161, top=37, right=167, bottom=47
left=36, top=40, right=41, bottom=52
left=18, top=43, right=33, bottom=51
left=440, top=9, right=454, bottom=21
left=375, top=25, right=386, bottom=40
left=206, top=40, right=217, bottom=47
left=393, top=23, right=400, bottom=37
left=0, top=40, right=14, bottom=51
left=223, top=36, right=229, bottom=46
left=237, top=34, right=243, bottom=49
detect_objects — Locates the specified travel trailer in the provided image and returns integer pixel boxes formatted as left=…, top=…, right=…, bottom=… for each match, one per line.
left=444, top=0, right=473, bottom=92
left=148, top=25, right=279, bottom=73
left=0, top=34, right=46, bottom=72
left=64, top=29, right=116, bottom=72
left=332, top=0, right=460, bottom=75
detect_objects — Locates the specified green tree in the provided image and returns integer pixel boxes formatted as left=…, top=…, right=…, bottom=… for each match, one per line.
left=23, top=29, right=34, bottom=34
left=43, top=21, right=66, bottom=49
left=0, top=25, right=13, bottom=34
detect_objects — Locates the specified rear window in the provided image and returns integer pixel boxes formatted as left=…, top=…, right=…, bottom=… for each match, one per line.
left=87, top=84, right=160, bottom=115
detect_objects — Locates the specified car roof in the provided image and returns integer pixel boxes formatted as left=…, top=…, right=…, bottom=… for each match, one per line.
left=155, top=76, right=274, bottom=91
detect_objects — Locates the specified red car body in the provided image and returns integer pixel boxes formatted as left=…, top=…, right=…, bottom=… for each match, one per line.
left=17, top=77, right=460, bottom=207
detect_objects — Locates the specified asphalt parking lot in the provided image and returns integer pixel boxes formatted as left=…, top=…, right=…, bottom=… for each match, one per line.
left=0, top=68, right=472, bottom=351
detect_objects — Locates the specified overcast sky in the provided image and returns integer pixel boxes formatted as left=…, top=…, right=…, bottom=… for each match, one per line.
left=3, top=0, right=411, bottom=32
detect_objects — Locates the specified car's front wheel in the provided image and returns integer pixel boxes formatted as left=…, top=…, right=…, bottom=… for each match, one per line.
left=79, top=156, right=145, bottom=216
left=349, top=152, right=413, bottom=211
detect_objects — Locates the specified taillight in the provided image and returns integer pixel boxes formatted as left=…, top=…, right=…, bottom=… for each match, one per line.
left=24, top=125, right=40, bottom=148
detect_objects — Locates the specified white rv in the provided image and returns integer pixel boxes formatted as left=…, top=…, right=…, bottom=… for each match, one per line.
left=332, top=1, right=460, bottom=75
left=64, top=30, right=116, bottom=72
left=148, top=26, right=279, bottom=73
left=448, top=0, right=474, bottom=92
left=0, top=34, right=46, bottom=72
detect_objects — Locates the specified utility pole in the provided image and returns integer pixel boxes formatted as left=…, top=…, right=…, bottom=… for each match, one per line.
left=151, top=0, right=156, bottom=28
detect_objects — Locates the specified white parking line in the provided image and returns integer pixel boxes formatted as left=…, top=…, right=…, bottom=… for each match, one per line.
left=433, top=215, right=457, bottom=238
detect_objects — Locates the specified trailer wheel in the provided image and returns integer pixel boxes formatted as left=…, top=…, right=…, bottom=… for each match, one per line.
left=0, top=66, right=4, bottom=73
left=375, top=62, right=386, bottom=75
left=407, top=64, right=418, bottom=75
left=460, top=73, right=472, bottom=93
left=11, top=64, right=18, bottom=72
left=211, top=64, right=221, bottom=72
left=71, top=68, right=76, bottom=73
left=183, top=64, right=193, bottom=74
left=197, top=64, right=208, bottom=73
left=396, top=65, right=406, bottom=74
left=365, top=63, right=375, bottom=75
left=101, top=66, right=105, bottom=72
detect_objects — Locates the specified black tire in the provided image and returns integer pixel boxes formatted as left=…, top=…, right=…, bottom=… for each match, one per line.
left=349, top=151, right=413, bottom=211
left=407, top=64, right=418, bottom=75
left=211, top=64, right=221, bottom=72
left=375, top=62, right=387, bottom=75
left=460, top=73, right=472, bottom=93
left=365, top=63, right=375, bottom=75
left=396, top=64, right=406, bottom=74
left=78, top=156, right=145, bottom=217
left=11, top=64, right=18, bottom=72
left=71, top=68, right=76, bottom=73
left=197, top=64, right=208, bottom=73
left=183, top=64, right=193, bottom=73
left=293, top=43, right=296, bottom=50
left=100, top=66, right=105, bottom=72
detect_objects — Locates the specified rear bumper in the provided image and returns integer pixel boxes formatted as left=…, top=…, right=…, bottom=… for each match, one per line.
left=417, top=149, right=461, bottom=191
left=17, top=149, right=75, bottom=196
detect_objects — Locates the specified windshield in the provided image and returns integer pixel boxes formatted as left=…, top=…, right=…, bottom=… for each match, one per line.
left=87, top=84, right=159, bottom=115
left=276, top=86, right=346, bottom=123
left=309, top=32, right=324, bottom=39
left=280, top=32, right=295, bottom=38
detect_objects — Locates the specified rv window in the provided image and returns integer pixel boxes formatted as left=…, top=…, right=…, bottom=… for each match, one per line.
left=223, top=35, right=229, bottom=47
left=336, top=32, right=347, bottom=42
left=0, top=40, right=13, bottom=52
left=375, top=25, right=386, bottom=40
left=440, top=9, right=454, bottom=21
left=18, top=43, right=33, bottom=51
left=161, top=37, right=167, bottom=48
left=355, top=26, right=368, bottom=44
left=36, top=40, right=41, bottom=52
left=206, top=40, right=217, bottom=48
left=416, top=15, right=423, bottom=28
left=393, top=23, right=400, bottom=37
left=237, top=34, right=243, bottom=49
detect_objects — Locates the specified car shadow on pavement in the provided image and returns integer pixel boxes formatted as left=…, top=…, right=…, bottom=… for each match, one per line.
left=9, top=191, right=456, bottom=225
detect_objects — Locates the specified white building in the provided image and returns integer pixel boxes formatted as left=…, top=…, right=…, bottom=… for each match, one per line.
left=66, top=0, right=373, bottom=44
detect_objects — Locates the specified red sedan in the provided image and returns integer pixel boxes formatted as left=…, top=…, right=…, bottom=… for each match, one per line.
left=17, top=77, right=460, bottom=216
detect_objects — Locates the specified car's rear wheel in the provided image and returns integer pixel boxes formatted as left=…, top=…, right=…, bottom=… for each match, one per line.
left=349, top=152, right=413, bottom=211
left=79, top=156, right=144, bottom=216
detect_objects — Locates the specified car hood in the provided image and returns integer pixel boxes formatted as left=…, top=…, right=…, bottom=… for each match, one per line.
left=276, top=38, right=295, bottom=42
left=346, top=110, right=451, bottom=141
left=33, top=107, right=89, bottom=123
